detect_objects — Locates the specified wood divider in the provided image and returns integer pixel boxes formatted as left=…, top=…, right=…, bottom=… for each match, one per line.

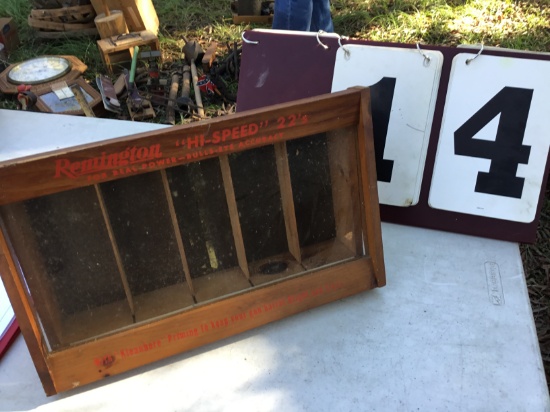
left=274, top=142, right=302, bottom=264
left=219, top=155, right=250, bottom=279
left=94, top=184, right=136, bottom=319
left=357, top=88, right=386, bottom=286
left=159, top=169, right=196, bottom=297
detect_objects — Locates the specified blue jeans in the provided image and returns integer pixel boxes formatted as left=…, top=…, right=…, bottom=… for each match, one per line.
left=272, top=0, right=334, bottom=32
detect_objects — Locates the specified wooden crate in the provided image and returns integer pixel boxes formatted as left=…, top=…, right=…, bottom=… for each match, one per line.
left=0, top=87, right=385, bottom=395
left=90, top=0, right=159, bottom=33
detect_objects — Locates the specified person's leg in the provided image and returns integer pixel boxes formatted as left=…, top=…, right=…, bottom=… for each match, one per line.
left=272, top=0, right=313, bottom=31
left=310, top=0, right=334, bottom=32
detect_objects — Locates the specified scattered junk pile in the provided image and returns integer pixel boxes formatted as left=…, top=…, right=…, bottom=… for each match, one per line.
left=0, top=0, right=249, bottom=124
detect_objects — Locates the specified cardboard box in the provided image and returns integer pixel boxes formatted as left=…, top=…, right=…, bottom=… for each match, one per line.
left=0, top=18, right=19, bottom=54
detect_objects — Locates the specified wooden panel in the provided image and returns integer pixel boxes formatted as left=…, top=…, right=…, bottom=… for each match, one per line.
left=0, top=204, right=63, bottom=347
left=219, top=155, right=250, bottom=278
left=165, top=161, right=250, bottom=302
left=159, top=169, right=195, bottom=296
left=1, top=188, right=135, bottom=349
left=327, top=127, right=363, bottom=255
left=286, top=134, right=337, bottom=249
left=94, top=184, right=136, bottom=319
left=90, top=0, right=159, bottom=33
left=47, top=257, right=377, bottom=393
left=274, top=142, right=302, bottom=263
left=193, top=268, right=251, bottom=303
left=0, top=226, right=56, bottom=396
left=357, top=89, right=386, bottom=286
left=100, top=173, right=185, bottom=293
left=228, top=145, right=288, bottom=265
left=0, top=89, right=361, bottom=206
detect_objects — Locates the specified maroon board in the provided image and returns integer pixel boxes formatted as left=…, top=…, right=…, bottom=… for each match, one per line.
left=236, top=30, right=550, bottom=243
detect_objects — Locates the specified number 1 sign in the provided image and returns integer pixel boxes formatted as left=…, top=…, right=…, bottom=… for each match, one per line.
left=332, top=45, right=443, bottom=207
left=430, top=54, right=550, bottom=223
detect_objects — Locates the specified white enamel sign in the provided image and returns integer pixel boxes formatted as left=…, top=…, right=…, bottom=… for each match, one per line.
left=332, top=45, right=443, bottom=207
left=429, top=54, right=550, bottom=223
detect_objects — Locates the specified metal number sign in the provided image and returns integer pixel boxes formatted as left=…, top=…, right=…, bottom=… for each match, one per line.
left=332, top=45, right=443, bottom=207
left=429, top=54, right=550, bottom=223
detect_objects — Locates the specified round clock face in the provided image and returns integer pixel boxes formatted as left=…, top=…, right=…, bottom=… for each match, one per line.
left=7, top=56, right=73, bottom=85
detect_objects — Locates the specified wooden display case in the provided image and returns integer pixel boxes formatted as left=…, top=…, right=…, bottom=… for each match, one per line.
left=0, top=87, right=385, bottom=395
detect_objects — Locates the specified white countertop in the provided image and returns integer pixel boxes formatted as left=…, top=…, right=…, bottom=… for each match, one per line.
left=0, top=109, right=167, bottom=163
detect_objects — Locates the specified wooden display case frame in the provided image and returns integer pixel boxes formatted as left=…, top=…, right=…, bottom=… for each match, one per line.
left=0, top=87, right=385, bottom=395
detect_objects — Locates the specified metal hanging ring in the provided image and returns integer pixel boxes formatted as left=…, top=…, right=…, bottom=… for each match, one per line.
left=466, top=43, right=484, bottom=65
left=241, top=32, right=259, bottom=45
left=337, top=34, right=351, bottom=58
left=316, top=30, right=329, bottom=50
left=416, top=42, right=431, bottom=66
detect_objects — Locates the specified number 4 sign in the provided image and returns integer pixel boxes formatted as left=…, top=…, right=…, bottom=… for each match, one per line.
left=430, top=54, right=550, bottom=223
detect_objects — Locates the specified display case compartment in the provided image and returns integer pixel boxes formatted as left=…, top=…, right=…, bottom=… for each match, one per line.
left=0, top=87, right=385, bottom=395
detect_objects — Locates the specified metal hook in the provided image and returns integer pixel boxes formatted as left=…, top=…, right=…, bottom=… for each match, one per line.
left=337, top=34, right=350, bottom=59
left=416, top=42, right=431, bottom=66
left=241, top=32, right=259, bottom=45
left=466, top=43, right=484, bottom=65
left=316, top=30, right=329, bottom=50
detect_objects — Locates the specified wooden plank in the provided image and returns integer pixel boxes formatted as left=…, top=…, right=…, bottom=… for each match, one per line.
left=94, top=184, right=136, bottom=319
left=193, top=267, right=251, bottom=303
left=301, top=238, right=356, bottom=271
left=159, top=169, right=196, bottom=296
left=0, top=89, right=361, bottom=206
left=47, top=256, right=376, bottom=393
left=60, top=300, right=135, bottom=345
left=0, top=224, right=57, bottom=396
left=90, top=0, right=159, bottom=33
left=133, top=283, right=195, bottom=322
left=0, top=204, right=63, bottom=347
left=357, top=88, right=386, bottom=287
left=219, top=155, right=250, bottom=278
left=326, top=126, right=363, bottom=255
left=273, top=142, right=302, bottom=263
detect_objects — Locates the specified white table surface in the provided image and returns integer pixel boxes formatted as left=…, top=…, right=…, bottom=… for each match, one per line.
left=0, top=109, right=167, bottom=162
left=0, top=110, right=548, bottom=411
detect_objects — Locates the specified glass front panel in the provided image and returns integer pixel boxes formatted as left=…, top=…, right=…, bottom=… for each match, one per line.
left=0, top=126, right=364, bottom=351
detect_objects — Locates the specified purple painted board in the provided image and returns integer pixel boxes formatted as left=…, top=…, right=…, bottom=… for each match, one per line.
left=236, top=30, right=550, bottom=243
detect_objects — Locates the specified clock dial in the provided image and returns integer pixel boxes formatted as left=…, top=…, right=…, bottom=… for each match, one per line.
left=7, top=56, right=72, bottom=85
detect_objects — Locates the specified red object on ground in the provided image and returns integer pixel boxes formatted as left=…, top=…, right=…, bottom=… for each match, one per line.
left=0, top=318, right=19, bottom=359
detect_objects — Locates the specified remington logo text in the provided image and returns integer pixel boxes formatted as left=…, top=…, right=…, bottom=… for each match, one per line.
left=54, top=144, right=162, bottom=179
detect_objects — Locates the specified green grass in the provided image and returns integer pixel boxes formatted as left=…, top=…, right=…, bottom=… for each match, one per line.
left=332, top=0, right=549, bottom=49
left=1, top=0, right=548, bottom=83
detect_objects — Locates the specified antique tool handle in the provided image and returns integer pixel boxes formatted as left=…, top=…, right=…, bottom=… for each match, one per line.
left=129, top=45, right=140, bottom=87
left=71, top=85, right=95, bottom=117
left=190, top=61, right=204, bottom=118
